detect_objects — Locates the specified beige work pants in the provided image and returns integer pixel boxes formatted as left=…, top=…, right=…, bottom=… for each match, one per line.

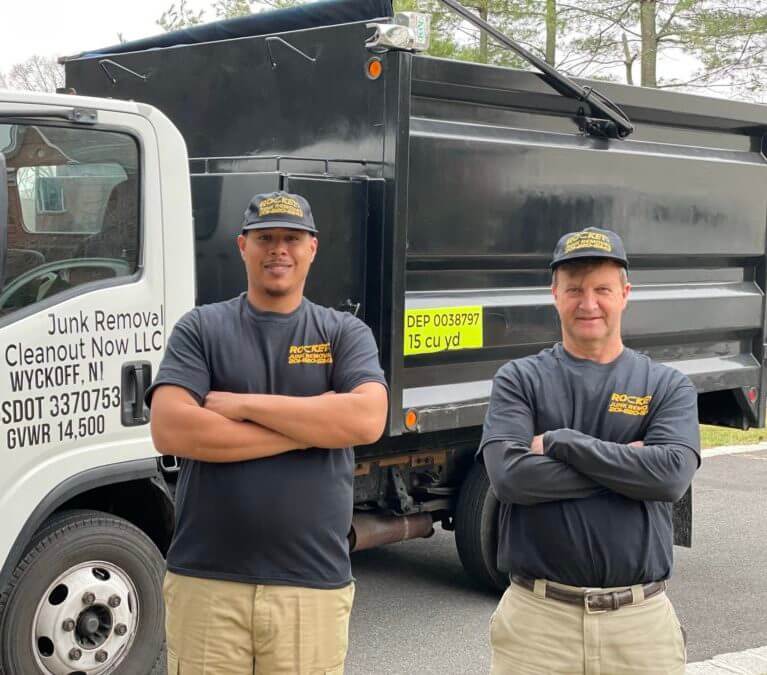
left=164, top=571, right=355, bottom=675
left=490, top=580, right=686, bottom=675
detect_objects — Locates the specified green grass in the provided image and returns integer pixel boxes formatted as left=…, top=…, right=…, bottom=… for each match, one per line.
left=699, top=424, right=767, bottom=450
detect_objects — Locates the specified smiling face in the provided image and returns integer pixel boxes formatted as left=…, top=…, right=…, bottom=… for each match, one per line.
left=237, top=227, right=318, bottom=308
left=552, top=260, right=630, bottom=356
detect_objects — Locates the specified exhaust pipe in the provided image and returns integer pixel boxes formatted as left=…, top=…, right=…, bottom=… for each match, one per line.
left=349, top=512, right=435, bottom=552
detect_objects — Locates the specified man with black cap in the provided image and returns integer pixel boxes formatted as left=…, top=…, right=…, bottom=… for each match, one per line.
left=146, top=191, right=388, bottom=674
left=480, top=227, right=700, bottom=674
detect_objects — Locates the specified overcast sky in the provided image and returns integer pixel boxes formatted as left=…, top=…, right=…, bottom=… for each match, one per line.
left=2, top=0, right=212, bottom=70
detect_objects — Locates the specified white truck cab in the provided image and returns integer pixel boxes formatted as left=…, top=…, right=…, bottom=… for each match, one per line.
left=0, top=90, right=192, bottom=674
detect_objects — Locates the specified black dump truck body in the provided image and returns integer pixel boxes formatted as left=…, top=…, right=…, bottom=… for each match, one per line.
left=65, top=0, right=767, bottom=588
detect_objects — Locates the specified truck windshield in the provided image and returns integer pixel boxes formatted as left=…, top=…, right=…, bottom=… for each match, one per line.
left=0, top=123, right=139, bottom=320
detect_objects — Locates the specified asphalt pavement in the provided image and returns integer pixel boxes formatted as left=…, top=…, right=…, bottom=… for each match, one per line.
left=345, top=447, right=767, bottom=675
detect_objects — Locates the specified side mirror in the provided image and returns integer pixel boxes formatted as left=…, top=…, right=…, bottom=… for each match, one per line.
left=0, top=153, right=7, bottom=287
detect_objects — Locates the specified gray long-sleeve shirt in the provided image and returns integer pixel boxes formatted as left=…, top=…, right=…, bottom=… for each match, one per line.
left=479, top=343, right=700, bottom=587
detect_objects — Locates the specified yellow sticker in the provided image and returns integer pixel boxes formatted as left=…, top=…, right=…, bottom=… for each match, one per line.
left=404, top=306, right=483, bottom=356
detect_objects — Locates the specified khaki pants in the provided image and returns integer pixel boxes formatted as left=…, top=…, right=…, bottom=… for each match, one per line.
left=490, top=580, right=686, bottom=675
left=164, top=571, right=355, bottom=675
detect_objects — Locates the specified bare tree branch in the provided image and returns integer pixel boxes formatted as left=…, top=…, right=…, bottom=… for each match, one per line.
left=6, top=55, right=64, bottom=93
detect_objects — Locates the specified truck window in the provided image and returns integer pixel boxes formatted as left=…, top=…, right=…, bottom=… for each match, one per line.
left=0, top=123, right=139, bottom=319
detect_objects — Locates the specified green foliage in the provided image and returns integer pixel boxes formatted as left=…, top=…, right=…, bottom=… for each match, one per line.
left=256, top=0, right=312, bottom=8
left=157, top=0, right=206, bottom=31
left=211, top=0, right=254, bottom=19
left=559, top=0, right=695, bottom=87
left=682, top=2, right=767, bottom=100
left=153, top=0, right=767, bottom=100
left=393, top=0, right=565, bottom=69
left=157, top=0, right=314, bottom=29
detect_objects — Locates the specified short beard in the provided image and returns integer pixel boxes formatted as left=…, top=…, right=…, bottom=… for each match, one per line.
left=263, top=285, right=291, bottom=297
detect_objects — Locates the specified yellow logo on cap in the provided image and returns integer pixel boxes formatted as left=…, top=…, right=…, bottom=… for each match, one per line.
left=564, top=231, right=612, bottom=254
left=259, top=195, right=304, bottom=219
left=608, top=392, right=652, bottom=416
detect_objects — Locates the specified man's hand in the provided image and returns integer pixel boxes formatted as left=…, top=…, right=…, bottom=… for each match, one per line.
left=628, top=440, right=645, bottom=448
left=204, top=391, right=246, bottom=421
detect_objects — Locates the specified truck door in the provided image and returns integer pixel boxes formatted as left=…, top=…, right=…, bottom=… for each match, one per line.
left=0, top=106, right=168, bottom=674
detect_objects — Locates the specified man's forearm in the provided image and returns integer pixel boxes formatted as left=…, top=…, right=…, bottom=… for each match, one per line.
left=236, top=391, right=383, bottom=448
left=152, top=403, right=305, bottom=463
left=544, top=429, right=698, bottom=502
left=483, top=440, right=604, bottom=506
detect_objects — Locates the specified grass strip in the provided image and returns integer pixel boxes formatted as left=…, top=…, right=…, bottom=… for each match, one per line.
left=699, top=424, right=767, bottom=450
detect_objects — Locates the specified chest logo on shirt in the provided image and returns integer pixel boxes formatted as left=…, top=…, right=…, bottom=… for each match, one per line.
left=608, top=392, right=652, bottom=416
left=288, top=342, right=333, bottom=365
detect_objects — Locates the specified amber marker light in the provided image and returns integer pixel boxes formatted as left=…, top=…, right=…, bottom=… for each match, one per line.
left=366, top=58, right=383, bottom=80
left=404, top=408, right=418, bottom=431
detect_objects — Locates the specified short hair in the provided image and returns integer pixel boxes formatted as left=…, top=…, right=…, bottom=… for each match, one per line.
left=552, top=259, right=628, bottom=287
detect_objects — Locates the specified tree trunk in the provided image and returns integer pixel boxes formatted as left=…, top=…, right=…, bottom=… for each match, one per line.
left=622, top=32, right=635, bottom=85
left=639, top=0, right=657, bottom=87
left=479, top=2, right=488, bottom=63
left=545, top=0, right=556, bottom=65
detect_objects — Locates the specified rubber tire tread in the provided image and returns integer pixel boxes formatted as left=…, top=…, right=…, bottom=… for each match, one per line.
left=0, top=508, right=165, bottom=675
left=454, top=462, right=508, bottom=592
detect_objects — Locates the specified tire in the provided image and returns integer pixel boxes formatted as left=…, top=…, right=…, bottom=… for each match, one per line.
left=454, top=462, right=508, bottom=592
left=0, top=509, right=165, bottom=675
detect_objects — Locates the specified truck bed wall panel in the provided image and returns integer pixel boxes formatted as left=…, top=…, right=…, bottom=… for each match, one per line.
left=407, top=122, right=767, bottom=259
left=65, top=23, right=386, bottom=170
left=404, top=282, right=762, bottom=351
left=401, top=99, right=766, bottom=429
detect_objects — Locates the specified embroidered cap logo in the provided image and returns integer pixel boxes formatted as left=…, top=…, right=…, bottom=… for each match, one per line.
left=564, top=231, right=613, bottom=254
left=258, top=195, right=304, bottom=219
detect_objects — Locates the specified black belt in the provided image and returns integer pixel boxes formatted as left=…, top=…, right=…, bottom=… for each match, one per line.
left=510, top=575, right=667, bottom=614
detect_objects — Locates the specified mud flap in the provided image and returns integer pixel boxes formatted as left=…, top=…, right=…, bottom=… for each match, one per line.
left=672, top=486, right=692, bottom=547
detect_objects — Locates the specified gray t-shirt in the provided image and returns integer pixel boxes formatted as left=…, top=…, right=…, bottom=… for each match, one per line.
left=146, top=294, right=387, bottom=588
left=480, top=343, right=700, bottom=587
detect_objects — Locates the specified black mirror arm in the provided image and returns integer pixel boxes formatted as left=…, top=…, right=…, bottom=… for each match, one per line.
left=436, top=0, right=635, bottom=139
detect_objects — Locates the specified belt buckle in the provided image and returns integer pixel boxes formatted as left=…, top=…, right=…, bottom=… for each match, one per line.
left=583, top=589, right=607, bottom=615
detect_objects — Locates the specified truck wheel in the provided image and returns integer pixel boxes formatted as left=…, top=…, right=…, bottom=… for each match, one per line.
left=454, top=462, right=508, bottom=592
left=0, top=509, right=165, bottom=675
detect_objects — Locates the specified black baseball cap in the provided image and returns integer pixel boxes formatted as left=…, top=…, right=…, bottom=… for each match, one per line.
left=550, top=227, right=628, bottom=270
left=242, top=192, right=318, bottom=234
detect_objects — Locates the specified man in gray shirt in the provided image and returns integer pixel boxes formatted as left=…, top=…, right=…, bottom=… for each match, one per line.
left=480, top=227, right=699, bottom=674
left=147, top=192, right=388, bottom=674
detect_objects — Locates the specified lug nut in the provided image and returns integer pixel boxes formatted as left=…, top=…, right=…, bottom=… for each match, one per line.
left=69, top=648, right=82, bottom=661
left=114, top=623, right=128, bottom=636
left=82, top=592, right=95, bottom=605
left=95, top=650, right=108, bottom=663
left=108, top=594, right=121, bottom=608
left=62, top=618, right=75, bottom=632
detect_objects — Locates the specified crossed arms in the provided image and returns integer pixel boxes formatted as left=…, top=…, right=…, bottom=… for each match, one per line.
left=481, top=367, right=700, bottom=506
left=483, top=431, right=698, bottom=506
left=150, top=382, right=388, bottom=463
